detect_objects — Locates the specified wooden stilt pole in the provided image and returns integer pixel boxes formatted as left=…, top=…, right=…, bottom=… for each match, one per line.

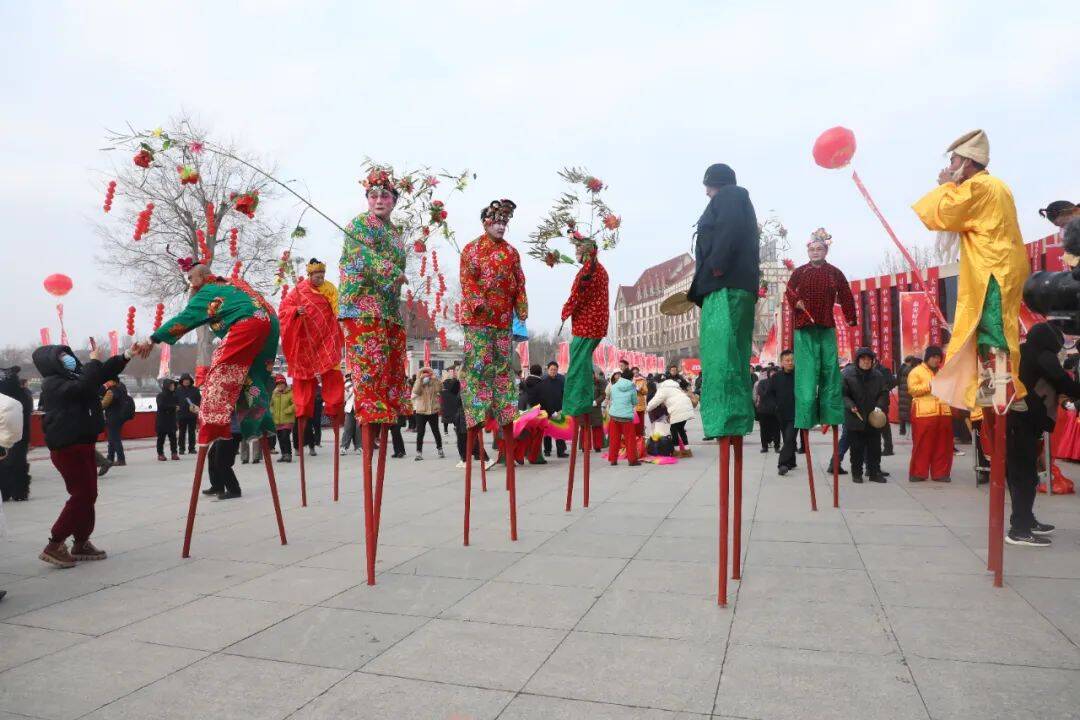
left=181, top=444, right=209, bottom=558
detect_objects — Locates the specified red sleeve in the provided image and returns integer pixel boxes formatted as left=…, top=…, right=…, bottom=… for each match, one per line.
left=459, top=244, right=481, bottom=316
left=784, top=266, right=803, bottom=306
left=835, top=267, right=858, bottom=325
left=562, top=264, right=587, bottom=321
left=512, top=249, right=528, bottom=320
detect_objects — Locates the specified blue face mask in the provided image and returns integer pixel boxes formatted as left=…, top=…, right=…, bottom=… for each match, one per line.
left=61, top=354, right=78, bottom=373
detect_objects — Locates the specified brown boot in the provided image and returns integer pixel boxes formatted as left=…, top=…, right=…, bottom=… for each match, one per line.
left=40, top=541, right=76, bottom=568
left=71, top=540, right=107, bottom=561
left=170, top=453, right=180, bottom=460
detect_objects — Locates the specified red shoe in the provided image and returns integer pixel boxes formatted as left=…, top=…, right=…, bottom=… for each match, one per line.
left=171, top=453, right=180, bottom=460
left=157, top=455, right=167, bottom=461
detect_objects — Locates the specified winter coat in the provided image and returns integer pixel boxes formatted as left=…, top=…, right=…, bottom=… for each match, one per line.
left=764, top=370, right=796, bottom=424
left=412, top=373, right=442, bottom=415
left=102, top=381, right=133, bottom=427
left=155, top=386, right=178, bottom=433
left=897, top=362, right=914, bottom=422
left=608, top=377, right=638, bottom=421
left=686, top=183, right=761, bottom=304
left=646, top=379, right=695, bottom=424
left=271, top=387, right=296, bottom=427
left=537, top=374, right=565, bottom=415
left=876, top=364, right=896, bottom=411
left=633, top=377, right=648, bottom=412
left=842, top=363, right=889, bottom=431
left=521, top=374, right=543, bottom=408
left=907, top=364, right=950, bottom=419
left=32, top=345, right=129, bottom=451
left=588, top=377, right=605, bottom=427
left=754, top=377, right=775, bottom=417
left=1019, top=323, right=1080, bottom=433
left=175, top=374, right=202, bottom=420
left=441, top=378, right=465, bottom=429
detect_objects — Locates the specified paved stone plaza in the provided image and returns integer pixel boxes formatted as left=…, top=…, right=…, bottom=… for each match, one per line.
left=2, top=427, right=1080, bottom=719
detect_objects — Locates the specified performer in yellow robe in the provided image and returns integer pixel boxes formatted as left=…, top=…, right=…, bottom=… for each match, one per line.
left=912, top=129, right=1029, bottom=411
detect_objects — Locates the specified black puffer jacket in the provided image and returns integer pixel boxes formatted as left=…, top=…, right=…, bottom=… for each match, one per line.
left=175, top=374, right=201, bottom=420
left=521, top=374, right=543, bottom=409
left=897, top=360, right=915, bottom=422
left=537, top=374, right=565, bottom=415
left=103, top=381, right=131, bottom=426
left=764, top=369, right=796, bottom=424
left=32, top=345, right=129, bottom=450
left=156, top=382, right=178, bottom=433
left=687, top=182, right=761, bottom=303
left=842, top=352, right=888, bottom=431
left=1019, top=323, right=1080, bottom=433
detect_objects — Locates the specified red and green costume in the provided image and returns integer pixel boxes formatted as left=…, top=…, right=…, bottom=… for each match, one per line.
left=279, top=278, right=345, bottom=420
left=560, top=256, right=608, bottom=418
left=151, top=277, right=278, bottom=444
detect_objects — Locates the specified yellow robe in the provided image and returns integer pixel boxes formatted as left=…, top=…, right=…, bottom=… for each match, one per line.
left=314, top=280, right=339, bottom=317
left=912, top=171, right=1028, bottom=409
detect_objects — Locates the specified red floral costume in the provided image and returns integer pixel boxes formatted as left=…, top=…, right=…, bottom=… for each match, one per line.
left=560, top=257, right=609, bottom=417
left=279, top=277, right=344, bottom=420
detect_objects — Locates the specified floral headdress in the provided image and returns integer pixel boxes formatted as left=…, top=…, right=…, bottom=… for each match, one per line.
left=306, top=258, right=326, bottom=273
left=481, top=199, right=517, bottom=224
left=528, top=167, right=621, bottom=268
left=176, top=256, right=197, bottom=272
left=808, top=227, right=832, bottom=248
left=361, top=166, right=401, bottom=198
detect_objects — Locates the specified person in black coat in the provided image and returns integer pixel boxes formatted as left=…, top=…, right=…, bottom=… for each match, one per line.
left=896, top=355, right=918, bottom=436
left=101, top=379, right=132, bottom=468
left=1004, top=322, right=1080, bottom=546
left=843, top=347, right=889, bottom=483
left=31, top=344, right=130, bottom=567
left=875, top=360, right=897, bottom=455
left=754, top=368, right=778, bottom=454
left=539, top=361, right=567, bottom=457
left=175, top=373, right=201, bottom=455
left=155, top=378, right=179, bottom=461
left=766, top=351, right=798, bottom=473
left=0, top=366, right=32, bottom=501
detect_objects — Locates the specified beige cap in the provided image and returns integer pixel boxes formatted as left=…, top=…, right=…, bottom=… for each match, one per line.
left=946, top=129, right=989, bottom=166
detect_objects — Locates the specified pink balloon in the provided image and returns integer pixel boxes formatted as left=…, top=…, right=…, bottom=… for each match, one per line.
left=43, top=273, right=73, bottom=297
left=813, top=126, right=857, bottom=169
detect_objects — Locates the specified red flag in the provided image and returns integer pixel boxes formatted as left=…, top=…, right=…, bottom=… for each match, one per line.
left=557, top=341, right=570, bottom=370
left=759, top=322, right=779, bottom=365
left=423, top=340, right=431, bottom=366
left=108, top=330, right=119, bottom=356
left=158, top=343, right=172, bottom=378
left=516, top=341, right=530, bottom=369
left=899, top=292, right=932, bottom=361
left=40, top=327, right=51, bottom=345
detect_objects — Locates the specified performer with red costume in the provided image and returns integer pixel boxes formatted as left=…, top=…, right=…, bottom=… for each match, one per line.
left=279, top=257, right=345, bottom=504
left=459, top=199, right=528, bottom=544
left=906, top=346, right=954, bottom=483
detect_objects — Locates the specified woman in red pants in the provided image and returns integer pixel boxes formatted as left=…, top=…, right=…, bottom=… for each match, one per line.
left=607, top=372, right=640, bottom=466
left=907, top=346, right=954, bottom=482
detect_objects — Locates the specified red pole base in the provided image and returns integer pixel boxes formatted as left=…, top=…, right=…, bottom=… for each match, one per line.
left=504, top=424, right=518, bottom=542
left=732, top=436, right=743, bottom=581
left=988, top=412, right=1007, bottom=587
left=332, top=424, right=340, bottom=503
left=718, top=438, right=730, bottom=607
left=803, top=429, right=818, bottom=512
left=582, top=415, right=591, bottom=508
left=565, top=416, right=579, bottom=512
left=181, top=444, right=209, bottom=558
left=831, top=425, right=840, bottom=508
left=479, top=428, right=488, bottom=493
left=260, top=436, right=288, bottom=547
left=464, top=427, right=474, bottom=546
left=297, top=418, right=308, bottom=508
left=361, top=424, right=377, bottom=585
left=374, top=424, right=389, bottom=541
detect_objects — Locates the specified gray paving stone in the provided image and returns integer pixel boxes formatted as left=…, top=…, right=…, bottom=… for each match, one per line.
left=730, top=596, right=896, bottom=655
left=296, top=542, right=427, bottom=572
left=496, top=553, right=627, bottom=589
left=634, top=534, right=715, bottom=564
left=577, top=588, right=730, bottom=641
left=715, top=643, right=926, bottom=720
left=607, top=559, right=716, bottom=596
left=0, top=623, right=88, bottom=672
left=848, top=523, right=961, bottom=547
left=909, top=656, right=1080, bottom=720
left=322, top=572, right=482, bottom=617
left=533, top=530, right=648, bottom=559
left=289, top=672, right=513, bottom=719
left=389, top=546, right=524, bottom=580
left=0, top=573, right=107, bottom=621
left=500, top=694, right=708, bottom=719
left=750, top=519, right=854, bottom=544
left=745, top=539, right=865, bottom=570
left=216, top=564, right=361, bottom=604
left=6, top=584, right=198, bottom=636
left=441, top=579, right=598, bottom=629
left=112, top=595, right=304, bottom=651
left=1008, top=576, right=1080, bottom=645
left=364, top=618, right=565, bottom=691
left=875, top=571, right=1031, bottom=610
left=0, top=637, right=205, bottom=720
left=126, top=557, right=278, bottom=594
left=859, top=542, right=986, bottom=579
left=525, top=631, right=723, bottom=714
left=736, top=564, right=878, bottom=606
left=79, top=653, right=346, bottom=720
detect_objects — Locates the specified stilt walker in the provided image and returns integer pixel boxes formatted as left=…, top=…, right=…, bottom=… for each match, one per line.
left=339, top=168, right=411, bottom=585
left=526, top=168, right=618, bottom=512
left=784, top=228, right=857, bottom=509
left=137, top=260, right=287, bottom=558
left=687, top=163, right=760, bottom=606
left=460, top=199, right=528, bottom=544
left=279, top=258, right=345, bottom=505
left=912, top=130, right=1030, bottom=584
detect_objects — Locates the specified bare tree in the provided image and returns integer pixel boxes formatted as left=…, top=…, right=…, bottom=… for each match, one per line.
left=875, top=242, right=937, bottom=275
left=96, top=117, right=292, bottom=367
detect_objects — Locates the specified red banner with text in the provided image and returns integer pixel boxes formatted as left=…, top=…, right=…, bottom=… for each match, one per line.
left=899, top=292, right=932, bottom=361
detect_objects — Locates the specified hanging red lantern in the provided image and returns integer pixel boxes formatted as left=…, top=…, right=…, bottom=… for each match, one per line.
left=812, top=126, right=857, bottom=169
left=206, top=202, right=217, bottom=237
left=43, top=273, right=73, bottom=297
left=196, top=229, right=210, bottom=264
left=431, top=250, right=439, bottom=273
left=419, top=255, right=427, bottom=277
left=231, top=260, right=242, bottom=279
left=229, top=227, right=238, bottom=257
left=153, top=302, right=165, bottom=330
left=126, top=306, right=136, bottom=336
left=438, top=326, right=448, bottom=351
left=103, top=180, right=116, bottom=213
left=424, top=276, right=432, bottom=296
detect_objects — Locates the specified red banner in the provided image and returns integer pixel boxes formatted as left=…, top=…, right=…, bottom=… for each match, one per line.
left=758, top=322, right=779, bottom=365
left=108, top=330, right=119, bottom=356
left=423, top=340, right=431, bottom=367
left=516, top=341, right=530, bottom=369
left=899, top=292, right=932, bottom=361
left=850, top=280, right=862, bottom=354
left=832, top=305, right=851, bottom=366
left=878, top=276, right=893, bottom=369
left=40, top=328, right=51, bottom=345
left=1027, top=238, right=1043, bottom=272
left=158, top=343, right=172, bottom=378
left=781, top=296, right=793, bottom=351
left=557, top=342, right=570, bottom=370
left=866, top=278, right=879, bottom=357
left=681, top=357, right=701, bottom=375
left=927, top=267, right=941, bottom=345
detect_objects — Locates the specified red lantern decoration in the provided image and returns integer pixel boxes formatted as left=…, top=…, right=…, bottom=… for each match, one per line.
left=133, top=203, right=155, bottom=241
left=196, top=230, right=210, bottom=264
left=153, top=302, right=165, bottom=331
left=231, top=260, right=242, bottom=279
left=43, top=274, right=73, bottom=297
left=419, top=255, right=427, bottom=277
left=126, top=306, right=136, bottom=337
left=206, top=202, right=217, bottom=237
left=103, top=180, right=116, bottom=213
left=812, top=126, right=857, bottom=169
left=438, top=327, right=448, bottom=351
left=229, top=227, right=238, bottom=257
left=431, top=250, right=439, bottom=273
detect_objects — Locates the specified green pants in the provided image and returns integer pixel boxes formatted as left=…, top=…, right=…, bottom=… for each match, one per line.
left=563, top=336, right=600, bottom=417
left=700, top=288, right=755, bottom=437
left=977, top=276, right=1007, bottom=356
left=794, top=326, right=844, bottom=428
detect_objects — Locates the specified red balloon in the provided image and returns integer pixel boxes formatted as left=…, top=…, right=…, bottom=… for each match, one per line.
left=813, top=126, right=857, bottom=169
left=43, top=273, right=73, bottom=297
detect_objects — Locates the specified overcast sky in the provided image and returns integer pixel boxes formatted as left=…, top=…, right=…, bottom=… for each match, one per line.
left=2, top=0, right=1076, bottom=348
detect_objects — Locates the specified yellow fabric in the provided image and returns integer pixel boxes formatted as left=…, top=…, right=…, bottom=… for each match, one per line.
left=907, top=364, right=950, bottom=417
left=313, top=280, right=339, bottom=317
left=912, top=171, right=1028, bottom=409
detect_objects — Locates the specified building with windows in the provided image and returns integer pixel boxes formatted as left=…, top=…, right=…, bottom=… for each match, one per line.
left=614, top=254, right=699, bottom=361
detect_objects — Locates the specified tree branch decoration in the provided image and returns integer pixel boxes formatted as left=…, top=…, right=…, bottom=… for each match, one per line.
left=528, top=167, right=621, bottom=267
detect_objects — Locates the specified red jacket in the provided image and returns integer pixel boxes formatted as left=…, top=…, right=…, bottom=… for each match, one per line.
left=784, top=261, right=857, bottom=330
left=561, top=259, right=609, bottom=339
left=459, top=234, right=528, bottom=329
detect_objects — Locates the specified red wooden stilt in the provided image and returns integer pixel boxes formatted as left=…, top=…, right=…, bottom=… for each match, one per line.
left=504, top=423, right=518, bottom=541
left=831, top=425, right=840, bottom=508
left=985, top=413, right=996, bottom=571
left=566, top=416, right=579, bottom=511
left=360, top=424, right=376, bottom=585
left=803, top=429, right=818, bottom=512
left=718, top=438, right=730, bottom=607
left=582, top=415, right=591, bottom=509
left=181, top=444, right=209, bottom=558
left=332, top=424, right=340, bottom=502
left=374, top=424, right=388, bottom=542
left=259, top=436, right=288, bottom=546
left=988, top=412, right=1006, bottom=586
left=732, top=436, right=743, bottom=581
left=464, top=427, right=474, bottom=546
left=479, top=427, right=488, bottom=493
left=297, top=417, right=308, bottom=508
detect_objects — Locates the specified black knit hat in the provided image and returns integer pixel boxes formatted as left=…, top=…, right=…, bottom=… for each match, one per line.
left=703, top=164, right=736, bottom=188
left=854, top=346, right=875, bottom=361
left=924, top=345, right=944, bottom=362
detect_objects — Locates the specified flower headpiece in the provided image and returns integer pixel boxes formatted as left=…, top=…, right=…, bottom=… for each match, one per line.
left=176, top=256, right=197, bottom=272
left=481, top=199, right=517, bottom=223
left=361, top=166, right=400, bottom=198
left=528, top=167, right=621, bottom=268
left=306, top=258, right=326, bottom=274
left=808, top=227, right=832, bottom=248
